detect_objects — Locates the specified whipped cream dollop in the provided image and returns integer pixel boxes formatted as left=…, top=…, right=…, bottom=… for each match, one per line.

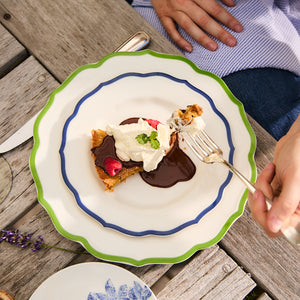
left=183, top=116, right=205, bottom=135
left=106, top=118, right=173, bottom=172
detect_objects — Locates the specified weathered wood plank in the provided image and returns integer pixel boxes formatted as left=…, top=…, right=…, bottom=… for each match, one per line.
left=156, top=246, right=256, bottom=299
left=0, top=204, right=87, bottom=300
left=0, top=146, right=38, bottom=229
left=257, top=292, right=272, bottom=300
left=0, top=56, right=59, bottom=227
left=0, top=23, right=27, bottom=77
left=0, top=0, right=180, bottom=83
left=221, top=206, right=300, bottom=299
left=125, top=264, right=173, bottom=288
left=202, top=268, right=255, bottom=300
left=0, top=56, right=59, bottom=144
left=0, top=156, right=12, bottom=204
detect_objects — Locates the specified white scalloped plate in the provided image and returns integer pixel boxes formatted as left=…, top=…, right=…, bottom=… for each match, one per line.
left=30, top=50, right=256, bottom=266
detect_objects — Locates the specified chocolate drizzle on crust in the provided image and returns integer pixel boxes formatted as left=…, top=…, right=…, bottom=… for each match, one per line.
left=91, top=117, right=196, bottom=190
left=90, top=128, right=143, bottom=191
left=91, top=136, right=143, bottom=170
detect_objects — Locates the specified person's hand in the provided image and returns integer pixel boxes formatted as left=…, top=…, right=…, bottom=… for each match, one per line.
left=151, top=0, right=243, bottom=52
left=248, top=115, right=300, bottom=237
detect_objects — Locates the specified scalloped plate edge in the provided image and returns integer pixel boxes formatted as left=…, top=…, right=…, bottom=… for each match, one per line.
left=29, top=50, right=257, bottom=266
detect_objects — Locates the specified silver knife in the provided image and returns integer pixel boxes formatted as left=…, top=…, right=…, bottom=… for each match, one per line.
left=0, top=31, right=150, bottom=154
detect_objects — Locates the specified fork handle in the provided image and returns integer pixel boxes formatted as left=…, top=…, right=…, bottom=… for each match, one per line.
left=222, top=160, right=300, bottom=246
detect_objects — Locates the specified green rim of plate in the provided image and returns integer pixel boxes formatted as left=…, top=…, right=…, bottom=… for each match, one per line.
left=29, top=50, right=257, bottom=266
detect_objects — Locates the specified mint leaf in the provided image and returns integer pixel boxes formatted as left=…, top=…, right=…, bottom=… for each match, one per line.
left=150, top=139, right=160, bottom=149
left=135, top=131, right=160, bottom=149
left=136, top=133, right=149, bottom=144
left=149, top=131, right=158, bottom=140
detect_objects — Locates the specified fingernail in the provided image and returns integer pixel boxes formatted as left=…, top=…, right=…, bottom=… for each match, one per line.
left=207, top=42, right=218, bottom=51
left=234, top=24, right=243, bottom=32
left=226, top=37, right=236, bottom=47
left=227, top=0, right=235, bottom=6
left=184, top=45, right=193, bottom=52
left=269, top=217, right=282, bottom=232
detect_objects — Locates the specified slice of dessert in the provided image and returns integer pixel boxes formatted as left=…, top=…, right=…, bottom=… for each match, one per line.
left=91, top=128, right=143, bottom=191
left=91, top=104, right=204, bottom=191
left=91, top=118, right=173, bottom=191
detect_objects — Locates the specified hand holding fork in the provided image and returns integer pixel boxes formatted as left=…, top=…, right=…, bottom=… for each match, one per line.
left=169, top=116, right=300, bottom=245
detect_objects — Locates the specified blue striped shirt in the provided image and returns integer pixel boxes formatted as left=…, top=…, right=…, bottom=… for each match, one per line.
left=132, top=0, right=300, bottom=77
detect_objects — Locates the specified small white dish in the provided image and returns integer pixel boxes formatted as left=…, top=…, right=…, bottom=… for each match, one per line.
left=30, top=262, right=156, bottom=300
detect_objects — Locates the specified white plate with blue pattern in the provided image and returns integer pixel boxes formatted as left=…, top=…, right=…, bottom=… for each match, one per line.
left=30, top=262, right=156, bottom=300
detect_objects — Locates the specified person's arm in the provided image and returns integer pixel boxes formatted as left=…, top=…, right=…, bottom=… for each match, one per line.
left=151, top=0, right=243, bottom=52
left=248, top=114, right=300, bottom=237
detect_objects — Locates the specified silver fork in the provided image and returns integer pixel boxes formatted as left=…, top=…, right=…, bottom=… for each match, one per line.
left=183, top=129, right=256, bottom=195
left=169, top=117, right=300, bottom=245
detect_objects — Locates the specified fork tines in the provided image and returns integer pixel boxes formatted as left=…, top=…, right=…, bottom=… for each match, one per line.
left=183, top=129, right=222, bottom=163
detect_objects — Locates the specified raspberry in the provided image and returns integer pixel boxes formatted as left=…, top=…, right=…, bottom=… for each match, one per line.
left=104, top=158, right=122, bottom=176
left=147, top=119, right=161, bottom=129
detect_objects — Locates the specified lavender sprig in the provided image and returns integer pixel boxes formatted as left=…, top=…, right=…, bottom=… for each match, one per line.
left=0, top=229, right=89, bottom=254
left=0, top=229, right=34, bottom=250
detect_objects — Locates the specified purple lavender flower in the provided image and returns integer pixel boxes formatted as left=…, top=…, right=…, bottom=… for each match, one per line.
left=0, top=229, right=42, bottom=251
left=32, top=235, right=44, bottom=252
left=1, top=229, right=87, bottom=254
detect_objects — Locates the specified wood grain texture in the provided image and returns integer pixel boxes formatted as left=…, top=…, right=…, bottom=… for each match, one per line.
left=0, top=0, right=181, bottom=82
left=0, top=23, right=27, bottom=78
left=0, top=56, right=59, bottom=144
left=0, top=56, right=59, bottom=228
left=0, top=197, right=174, bottom=299
left=0, top=156, right=12, bottom=203
left=0, top=204, right=87, bottom=300
left=157, top=246, right=255, bottom=299
left=221, top=205, right=300, bottom=299
left=257, top=292, right=273, bottom=300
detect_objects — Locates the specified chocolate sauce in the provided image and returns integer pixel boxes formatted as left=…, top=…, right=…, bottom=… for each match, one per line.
left=91, top=118, right=196, bottom=188
left=91, top=136, right=142, bottom=170
left=140, top=137, right=196, bottom=187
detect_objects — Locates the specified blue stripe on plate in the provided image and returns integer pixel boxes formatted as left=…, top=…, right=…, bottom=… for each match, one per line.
left=59, top=72, right=235, bottom=237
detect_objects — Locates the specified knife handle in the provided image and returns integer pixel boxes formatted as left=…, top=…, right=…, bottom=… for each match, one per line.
left=114, top=31, right=150, bottom=52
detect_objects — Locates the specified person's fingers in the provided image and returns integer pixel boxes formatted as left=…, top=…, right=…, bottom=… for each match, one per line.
left=186, top=7, right=238, bottom=47
left=250, top=190, right=280, bottom=237
left=195, top=0, right=243, bottom=32
left=255, top=163, right=275, bottom=199
left=248, top=190, right=268, bottom=228
left=160, top=16, right=194, bottom=52
left=162, top=0, right=241, bottom=50
left=248, top=163, right=275, bottom=216
left=153, top=0, right=243, bottom=51
left=168, top=11, right=219, bottom=51
left=267, top=169, right=300, bottom=233
left=248, top=163, right=281, bottom=237
left=221, top=0, right=236, bottom=7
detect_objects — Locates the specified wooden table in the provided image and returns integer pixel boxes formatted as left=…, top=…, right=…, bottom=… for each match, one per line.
left=0, top=1, right=299, bottom=299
